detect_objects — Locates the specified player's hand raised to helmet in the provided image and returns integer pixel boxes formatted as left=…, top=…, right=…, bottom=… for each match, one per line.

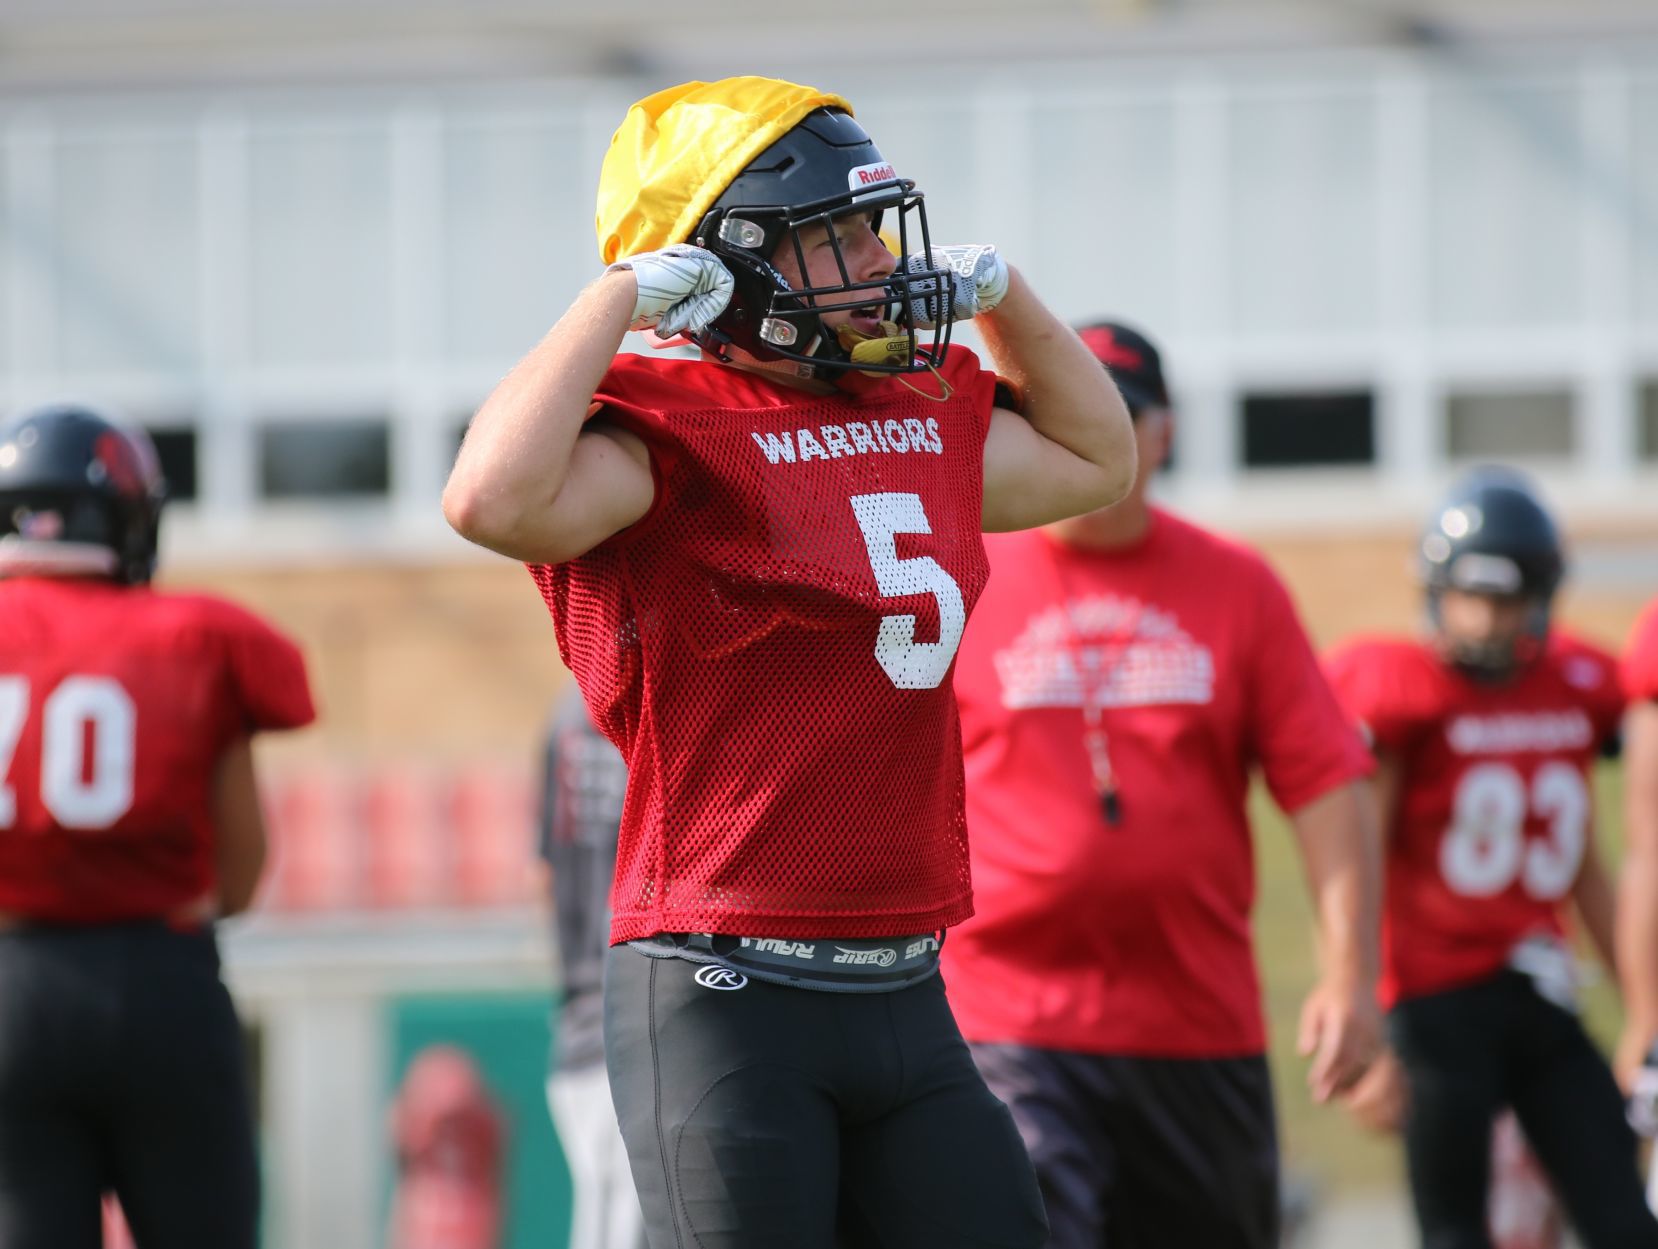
left=607, top=244, right=734, bottom=338
left=903, top=244, right=1011, bottom=328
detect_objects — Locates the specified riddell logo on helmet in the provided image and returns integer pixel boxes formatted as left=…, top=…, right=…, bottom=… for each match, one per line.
left=847, top=162, right=898, bottom=190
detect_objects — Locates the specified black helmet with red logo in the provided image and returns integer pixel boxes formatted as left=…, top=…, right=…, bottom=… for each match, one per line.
left=0, top=404, right=167, bottom=585
left=688, top=108, right=954, bottom=377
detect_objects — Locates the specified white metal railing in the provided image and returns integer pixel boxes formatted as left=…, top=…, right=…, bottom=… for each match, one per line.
left=2, top=50, right=1657, bottom=559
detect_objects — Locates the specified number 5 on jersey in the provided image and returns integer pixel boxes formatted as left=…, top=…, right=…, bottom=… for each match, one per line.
left=0, top=675, right=137, bottom=829
left=850, top=492, right=967, bottom=691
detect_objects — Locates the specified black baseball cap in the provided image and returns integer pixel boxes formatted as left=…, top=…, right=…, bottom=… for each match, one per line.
left=1076, top=321, right=1171, bottom=415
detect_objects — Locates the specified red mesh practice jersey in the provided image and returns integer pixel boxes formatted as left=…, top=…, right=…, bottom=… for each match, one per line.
left=1325, top=633, right=1622, bottom=1007
left=942, top=513, right=1371, bottom=1056
left=1626, top=597, right=1658, bottom=702
left=532, top=349, right=997, bottom=942
left=0, top=576, right=314, bottom=921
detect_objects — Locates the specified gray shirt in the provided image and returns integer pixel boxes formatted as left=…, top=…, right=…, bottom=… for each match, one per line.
left=539, top=686, right=628, bottom=1072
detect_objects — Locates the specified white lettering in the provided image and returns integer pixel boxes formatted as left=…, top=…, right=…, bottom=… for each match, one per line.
left=748, top=417, right=948, bottom=465
left=750, top=430, right=797, bottom=464
left=845, top=421, right=880, bottom=454
left=742, top=938, right=817, bottom=959
left=820, top=425, right=854, bottom=458
left=1446, top=711, right=1594, bottom=756
left=831, top=946, right=899, bottom=967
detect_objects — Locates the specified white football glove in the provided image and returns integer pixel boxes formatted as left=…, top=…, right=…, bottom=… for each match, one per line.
left=607, top=244, right=734, bottom=338
left=902, top=244, right=1011, bottom=329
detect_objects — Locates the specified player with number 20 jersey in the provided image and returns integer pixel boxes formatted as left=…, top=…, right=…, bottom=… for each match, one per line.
left=0, top=404, right=314, bottom=1249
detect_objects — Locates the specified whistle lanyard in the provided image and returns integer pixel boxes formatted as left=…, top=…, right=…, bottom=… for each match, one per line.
left=1044, top=543, right=1138, bottom=829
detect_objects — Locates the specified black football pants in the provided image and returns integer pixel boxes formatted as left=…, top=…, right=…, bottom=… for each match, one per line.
left=1391, top=970, right=1658, bottom=1249
left=0, top=922, right=258, bottom=1249
left=603, top=944, right=1048, bottom=1249
left=968, top=1042, right=1280, bottom=1249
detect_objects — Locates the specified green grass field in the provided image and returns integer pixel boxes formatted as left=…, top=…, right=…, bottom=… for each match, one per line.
left=1254, top=762, right=1628, bottom=1198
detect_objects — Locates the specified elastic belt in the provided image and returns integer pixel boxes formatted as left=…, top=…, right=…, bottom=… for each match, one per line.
left=627, top=930, right=944, bottom=994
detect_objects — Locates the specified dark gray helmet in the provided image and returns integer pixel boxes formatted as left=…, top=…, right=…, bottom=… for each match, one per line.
left=688, top=108, right=954, bottom=377
left=1419, top=465, right=1563, bottom=680
left=0, top=404, right=167, bottom=584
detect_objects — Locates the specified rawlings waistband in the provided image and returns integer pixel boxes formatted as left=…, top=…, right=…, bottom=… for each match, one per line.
left=626, top=930, right=943, bottom=994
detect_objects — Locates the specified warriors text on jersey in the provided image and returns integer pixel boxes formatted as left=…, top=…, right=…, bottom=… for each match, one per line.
left=532, top=348, right=997, bottom=942
left=0, top=577, right=315, bottom=922
left=1325, top=634, right=1622, bottom=1007
left=943, top=512, right=1370, bottom=1056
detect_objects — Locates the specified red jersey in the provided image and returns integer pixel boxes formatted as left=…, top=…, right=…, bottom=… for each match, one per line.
left=1625, top=597, right=1658, bottom=703
left=942, top=511, right=1370, bottom=1057
left=0, top=576, right=314, bottom=922
left=1325, top=633, right=1622, bottom=1007
left=533, top=348, right=997, bottom=942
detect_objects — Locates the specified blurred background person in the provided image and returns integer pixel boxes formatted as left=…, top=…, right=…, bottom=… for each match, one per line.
left=537, top=685, right=645, bottom=1249
left=1343, top=1053, right=1567, bottom=1249
left=943, top=320, right=1382, bottom=1249
left=388, top=1044, right=507, bottom=1249
left=0, top=405, right=314, bottom=1249
left=1618, top=597, right=1658, bottom=1092
left=1325, top=467, right=1657, bottom=1249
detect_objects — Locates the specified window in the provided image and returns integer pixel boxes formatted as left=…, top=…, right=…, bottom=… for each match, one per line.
left=145, top=427, right=198, bottom=503
left=1445, top=387, right=1574, bottom=459
left=1240, top=390, right=1375, bottom=468
left=1640, top=380, right=1658, bottom=461
left=259, top=418, right=390, bottom=500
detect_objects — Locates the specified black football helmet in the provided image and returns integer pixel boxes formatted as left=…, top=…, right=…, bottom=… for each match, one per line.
left=687, top=107, right=955, bottom=378
left=1418, top=465, right=1563, bottom=681
left=0, top=404, right=167, bottom=585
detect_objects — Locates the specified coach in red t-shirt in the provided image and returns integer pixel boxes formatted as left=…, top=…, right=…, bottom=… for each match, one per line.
left=943, top=320, right=1380, bottom=1249
left=1618, top=597, right=1658, bottom=1087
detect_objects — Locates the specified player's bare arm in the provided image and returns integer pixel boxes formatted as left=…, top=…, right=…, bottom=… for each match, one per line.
left=1570, top=836, right=1617, bottom=977
left=1289, top=779, right=1384, bottom=1104
left=212, top=738, right=268, bottom=918
left=1617, top=700, right=1658, bottom=1085
left=977, top=266, right=1137, bottom=532
left=443, top=271, right=655, bottom=565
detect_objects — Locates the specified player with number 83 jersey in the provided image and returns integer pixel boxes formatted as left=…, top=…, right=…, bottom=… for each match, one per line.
left=1326, top=626, right=1620, bottom=1006
left=1325, top=466, right=1658, bottom=1249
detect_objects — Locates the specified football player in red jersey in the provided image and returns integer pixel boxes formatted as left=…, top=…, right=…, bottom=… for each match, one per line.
left=444, top=76, right=1135, bottom=1249
left=1617, top=597, right=1658, bottom=1091
left=943, top=320, right=1381, bottom=1249
left=1326, top=467, right=1658, bottom=1249
left=0, top=405, right=315, bottom=1249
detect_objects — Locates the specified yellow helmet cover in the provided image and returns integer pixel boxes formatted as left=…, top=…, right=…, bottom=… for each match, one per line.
left=596, top=76, right=853, bottom=265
